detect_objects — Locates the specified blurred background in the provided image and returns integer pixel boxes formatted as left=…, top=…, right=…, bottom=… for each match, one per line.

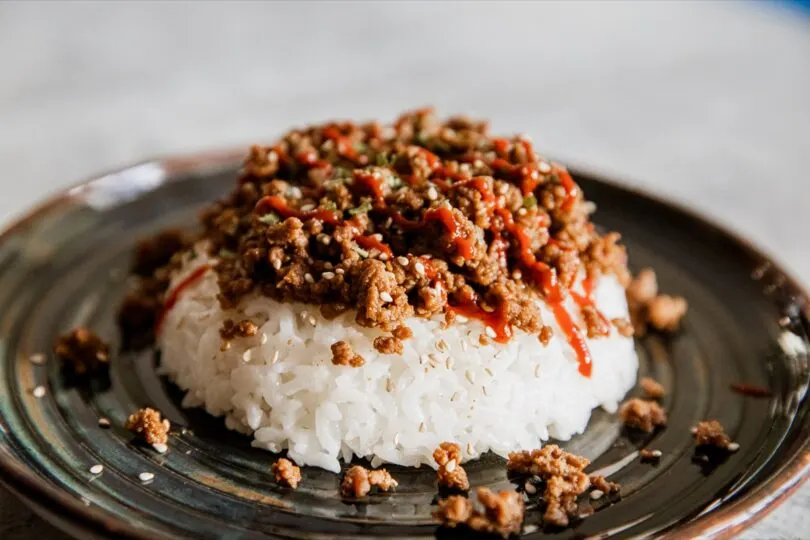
left=0, top=1, right=808, bottom=538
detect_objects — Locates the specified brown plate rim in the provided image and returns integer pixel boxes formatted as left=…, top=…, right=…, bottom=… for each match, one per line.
left=0, top=148, right=808, bottom=539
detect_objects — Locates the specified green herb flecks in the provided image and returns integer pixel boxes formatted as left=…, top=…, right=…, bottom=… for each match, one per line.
left=523, top=194, right=538, bottom=209
left=348, top=200, right=373, bottom=216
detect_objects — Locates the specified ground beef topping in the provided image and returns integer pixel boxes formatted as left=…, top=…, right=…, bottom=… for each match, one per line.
left=693, top=420, right=738, bottom=451
left=330, top=340, right=365, bottom=367
left=373, top=335, right=403, bottom=355
left=639, top=376, right=665, bottom=399
left=340, top=465, right=398, bottom=498
left=271, top=458, right=302, bottom=488
left=122, top=109, right=633, bottom=375
left=125, top=407, right=170, bottom=446
left=626, top=268, right=688, bottom=335
left=53, top=328, right=110, bottom=376
left=639, top=448, right=663, bottom=462
left=433, top=442, right=470, bottom=491
left=435, top=488, right=524, bottom=538
left=619, top=398, right=668, bottom=432
left=220, top=319, right=259, bottom=340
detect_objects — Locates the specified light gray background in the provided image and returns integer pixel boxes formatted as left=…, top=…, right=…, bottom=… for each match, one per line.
left=0, top=2, right=808, bottom=538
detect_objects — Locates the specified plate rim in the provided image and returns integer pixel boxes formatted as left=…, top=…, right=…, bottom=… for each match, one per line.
left=0, top=148, right=807, bottom=539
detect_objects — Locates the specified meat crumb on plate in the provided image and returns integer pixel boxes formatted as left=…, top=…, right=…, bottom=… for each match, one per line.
left=125, top=407, right=170, bottom=446
left=639, top=376, right=665, bottom=399
left=433, top=442, right=470, bottom=491
left=619, top=398, right=668, bottom=432
left=435, top=488, right=524, bottom=538
left=271, top=458, right=302, bottom=488
left=330, top=340, right=365, bottom=367
left=53, top=327, right=110, bottom=376
left=340, top=465, right=398, bottom=498
left=693, top=420, right=738, bottom=451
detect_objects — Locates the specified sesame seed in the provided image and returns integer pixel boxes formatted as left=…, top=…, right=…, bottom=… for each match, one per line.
left=651, top=449, right=662, bottom=457
left=485, top=326, right=497, bottom=339
left=386, top=377, right=393, bottom=392
left=590, top=489, right=604, bottom=500
left=419, top=422, right=426, bottom=433
left=466, top=442, right=474, bottom=455
left=534, top=365, right=541, bottom=378
left=272, top=259, right=282, bottom=270
left=484, top=368, right=494, bottom=377
left=690, top=426, right=698, bottom=434
left=29, top=353, right=45, bottom=365
left=517, top=208, right=527, bottom=216
left=524, top=481, right=537, bottom=494
left=420, top=354, right=429, bottom=365
left=271, top=350, right=280, bottom=364
left=322, top=271, right=335, bottom=279
left=138, top=472, right=155, bottom=483
left=89, top=464, right=104, bottom=475
left=445, top=357, right=454, bottom=369
left=304, top=273, right=314, bottom=284
left=436, top=339, right=448, bottom=352
left=308, top=316, right=317, bottom=327
left=465, top=370, right=476, bottom=384
left=260, top=334, right=268, bottom=345
left=152, top=443, right=168, bottom=454
left=497, top=183, right=510, bottom=195
left=380, top=292, right=394, bottom=303
left=414, top=262, right=425, bottom=275
left=32, top=386, right=46, bottom=398
left=727, top=442, right=740, bottom=452
left=539, top=161, right=551, bottom=173
left=445, top=459, right=457, bottom=473
left=396, top=256, right=409, bottom=266
left=482, top=386, right=489, bottom=396
left=385, top=217, right=393, bottom=228
left=451, top=392, right=460, bottom=402
left=336, top=268, right=345, bottom=275
left=98, top=417, right=111, bottom=428
left=241, top=350, right=252, bottom=363
left=427, top=187, right=438, bottom=201
left=455, top=315, right=468, bottom=323
left=393, top=433, right=400, bottom=446
left=778, top=316, right=791, bottom=327
left=379, top=253, right=389, bottom=261
left=372, top=233, right=383, bottom=241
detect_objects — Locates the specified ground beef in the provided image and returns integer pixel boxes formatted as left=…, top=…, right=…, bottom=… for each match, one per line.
left=611, top=318, right=634, bottom=337
left=435, top=489, right=524, bottom=538
left=538, top=325, right=554, bottom=345
left=693, top=420, right=737, bottom=450
left=626, top=268, right=658, bottom=306
left=392, top=324, right=413, bottom=340
left=433, top=442, right=470, bottom=491
left=220, top=319, right=259, bottom=340
left=639, top=448, right=662, bottom=462
left=53, top=328, right=110, bottom=376
left=122, top=109, right=634, bottom=351
left=582, top=306, right=611, bottom=338
left=330, top=340, right=365, bottom=367
left=647, top=295, right=688, bottom=331
left=639, top=377, right=665, bottom=399
left=373, top=335, right=403, bottom=355
left=340, top=465, right=398, bottom=498
left=125, top=407, right=170, bottom=446
left=619, top=398, right=668, bottom=433
left=589, top=474, right=620, bottom=495
left=626, top=268, right=688, bottom=335
left=271, top=458, right=302, bottom=488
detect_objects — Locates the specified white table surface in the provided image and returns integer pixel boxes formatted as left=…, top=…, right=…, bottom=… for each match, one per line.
left=0, top=2, right=808, bottom=538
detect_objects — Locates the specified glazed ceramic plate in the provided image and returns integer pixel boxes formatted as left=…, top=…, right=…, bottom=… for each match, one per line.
left=0, top=152, right=808, bottom=539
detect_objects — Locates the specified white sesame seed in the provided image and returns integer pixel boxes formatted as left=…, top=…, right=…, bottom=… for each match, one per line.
left=29, top=353, right=45, bottom=365
left=272, top=259, right=282, bottom=270
left=482, top=386, right=489, bottom=396
left=651, top=449, right=663, bottom=457
left=419, top=422, right=426, bottom=433
left=380, top=292, right=394, bottom=303
left=539, top=161, right=551, bottom=173
left=318, top=234, right=331, bottom=245
left=322, top=271, right=335, bottom=279
left=152, top=443, right=168, bottom=454
left=534, top=365, right=541, bottom=378
left=379, top=253, right=389, bottom=261
left=89, top=464, right=104, bottom=475
left=396, top=256, right=409, bottom=266
left=524, top=481, right=537, bottom=494
left=466, top=442, right=474, bottom=455
left=455, top=315, right=468, bottom=323
left=324, top=261, right=334, bottom=270
left=445, top=459, right=457, bottom=473
left=484, top=368, right=494, bottom=377
left=590, top=489, right=604, bottom=500
left=393, top=433, right=400, bottom=446
left=271, top=350, right=280, bottom=364
left=32, top=386, right=46, bottom=398
left=304, top=273, right=314, bottom=284
left=372, top=233, right=383, bottom=241
left=517, top=208, right=527, bottom=216
left=386, top=377, right=393, bottom=392
left=485, top=326, right=497, bottom=339
left=451, top=392, right=460, bottom=402
left=497, top=183, right=510, bottom=195
left=445, top=357, right=454, bottom=370
left=524, top=525, right=539, bottom=534
left=727, top=442, right=740, bottom=452
left=138, top=472, right=155, bottom=483
left=308, top=316, right=317, bottom=327
left=427, top=187, right=438, bottom=201
left=98, top=417, right=111, bottom=428
left=414, top=262, right=425, bottom=275
left=384, top=217, right=393, bottom=228
left=420, top=354, right=429, bottom=365
left=691, top=426, right=698, bottom=434
left=260, top=334, right=268, bottom=345
left=436, top=339, right=448, bottom=352
left=465, top=370, right=476, bottom=384
left=241, top=350, right=252, bottom=363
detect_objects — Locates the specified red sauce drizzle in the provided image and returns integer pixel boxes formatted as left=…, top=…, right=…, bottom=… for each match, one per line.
left=323, top=125, right=359, bottom=161
left=155, top=264, right=211, bottom=334
left=353, top=171, right=386, bottom=203
left=355, top=235, right=393, bottom=257
left=423, top=207, right=474, bottom=259
left=730, top=383, right=772, bottom=398
left=492, top=138, right=511, bottom=158
left=255, top=195, right=342, bottom=226
left=449, top=293, right=512, bottom=344
left=557, top=167, right=579, bottom=211
left=570, top=277, right=611, bottom=330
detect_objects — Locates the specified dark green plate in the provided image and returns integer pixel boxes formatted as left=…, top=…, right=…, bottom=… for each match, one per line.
left=0, top=151, right=808, bottom=539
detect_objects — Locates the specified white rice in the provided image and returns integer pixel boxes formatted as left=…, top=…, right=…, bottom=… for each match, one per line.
left=159, top=252, right=638, bottom=473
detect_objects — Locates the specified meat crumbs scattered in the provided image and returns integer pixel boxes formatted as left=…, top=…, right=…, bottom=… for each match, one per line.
left=271, top=458, right=302, bottom=488
left=639, top=376, right=665, bottom=399
left=125, top=407, right=170, bottom=446
left=340, top=465, right=398, bottom=498
left=693, top=420, right=738, bottom=451
left=330, top=340, right=365, bottom=367
left=626, top=268, right=688, bottom=335
left=433, top=442, right=470, bottom=491
left=120, top=108, right=634, bottom=355
left=435, top=488, right=524, bottom=538
left=619, top=398, right=668, bottom=433
left=53, top=327, right=110, bottom=376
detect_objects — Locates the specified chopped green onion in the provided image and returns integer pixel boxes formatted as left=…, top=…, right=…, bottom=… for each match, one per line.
left=321, top=200, right=337, bottom=211
left=348, top=200, right=373, bottom=216
left=523, top=194, right=538, bottom=209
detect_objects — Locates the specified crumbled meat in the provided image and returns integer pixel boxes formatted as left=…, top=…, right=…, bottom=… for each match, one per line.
left=340, top=465, right=398, bottom=497
left=122, top=109, right=633, bottom=352
left=538, top=325, right=554, bottom=345
left=693, top=420, right=736, bottom=450
left=271, top=458, right=302, bottom=488
left=433, top=442, right=470, bottom=491
left=639, top=448, right=662, bottom=462
left=626, top=268, right=658, bottom=306
left=125, top=407, right=170, bottom=445
left=220, top=319, right=258, bottom=340
left=647, top=295, right=688, bottom=332
left=640, top=377, right=665, bottom=399
left=611, top=318, right=635, bottom=337
left=582, top=306, right=611, bottom=338
left=589, top=474, right=620, bottom=495
left=53, top=328, right=110, bottom=376
left=330, top=340, right=365, bottom=367
left=507, top=445, right=592, bottom=527
left=435, top=489, right=524, bottom=538
left=619, top=398, right=668, bottom=432
left=373, top=335, right=403, bottom=355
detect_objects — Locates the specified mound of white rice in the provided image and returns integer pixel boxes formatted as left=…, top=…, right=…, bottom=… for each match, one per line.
left=159, top=252, right=638, bottom=472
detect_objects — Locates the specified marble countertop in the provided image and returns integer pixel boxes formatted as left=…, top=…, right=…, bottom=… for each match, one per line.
left=0, top=2, right=808, bottom=538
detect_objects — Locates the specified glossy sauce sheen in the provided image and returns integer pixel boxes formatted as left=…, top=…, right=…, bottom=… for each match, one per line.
left=155, top=264, right=211, bottom=334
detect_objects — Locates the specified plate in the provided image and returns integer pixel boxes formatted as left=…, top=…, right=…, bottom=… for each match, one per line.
left=0, top=151, right=808, bottom=539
